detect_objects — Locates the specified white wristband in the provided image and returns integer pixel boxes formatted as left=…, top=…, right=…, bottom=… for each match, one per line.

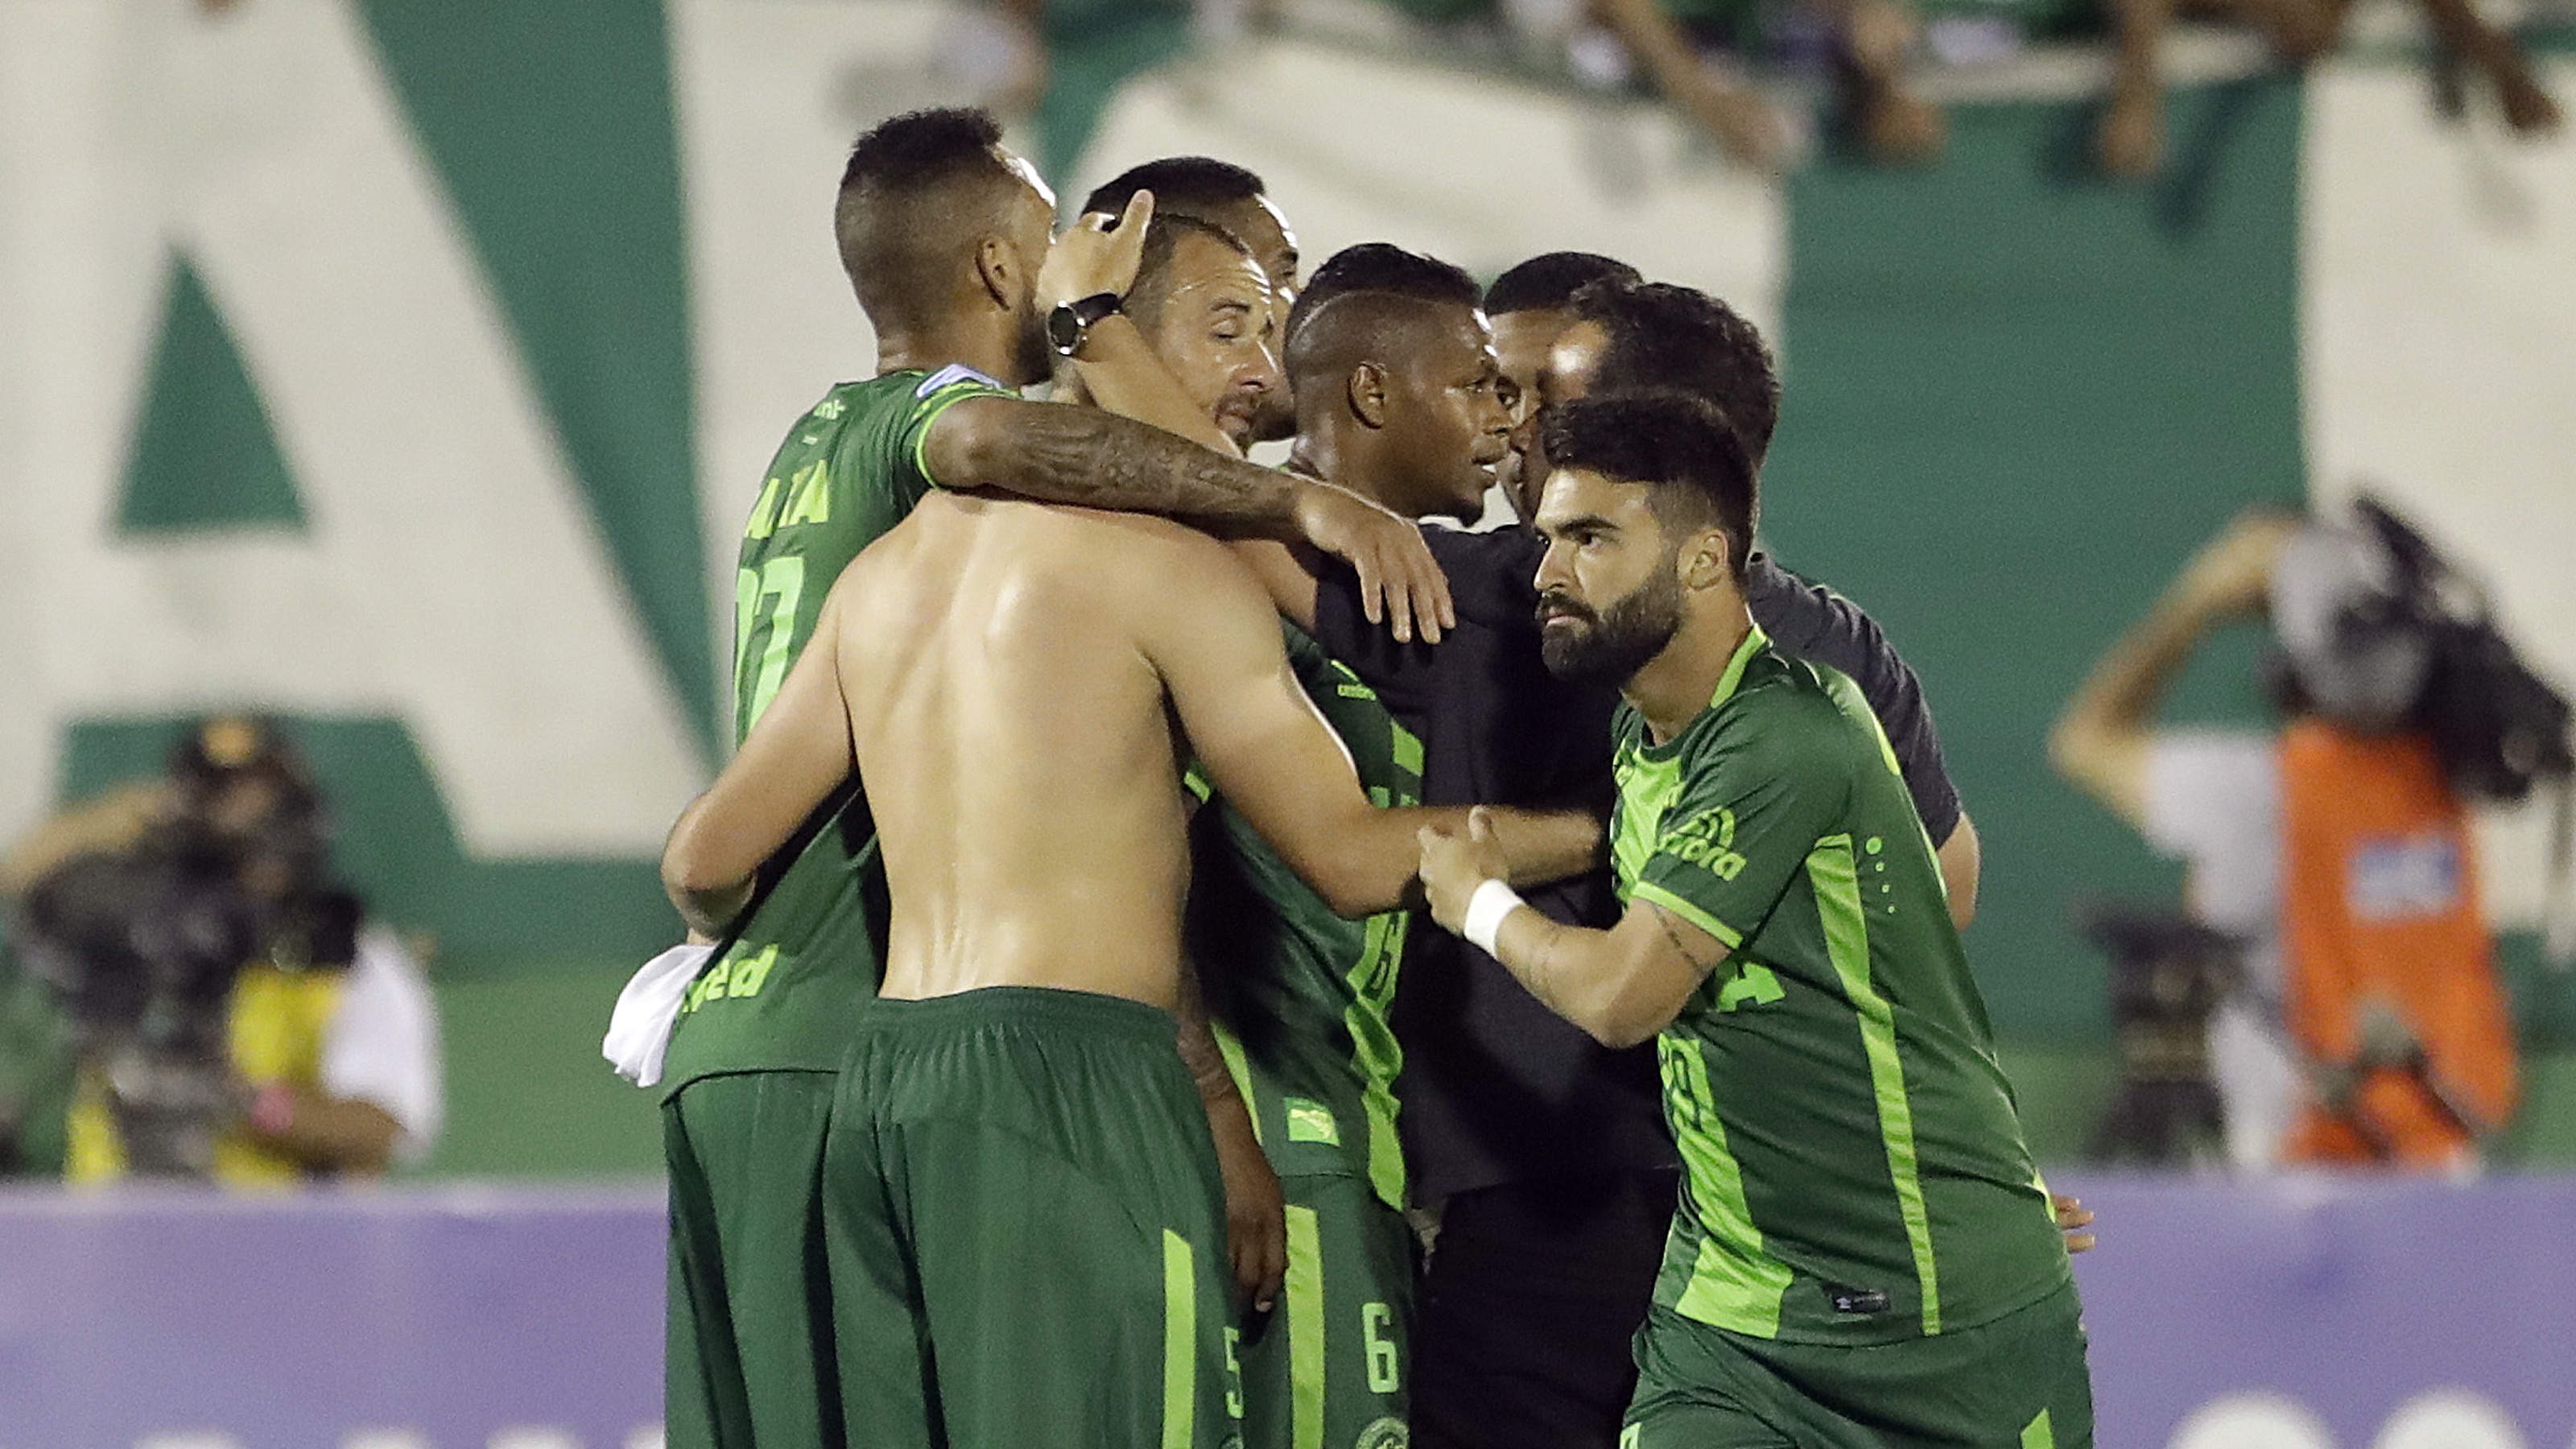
left=1462, top=878, right=1525, bottom=957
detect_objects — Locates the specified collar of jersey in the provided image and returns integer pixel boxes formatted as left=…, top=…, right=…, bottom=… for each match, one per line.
left=1633, top=621, right=1769, bottom=759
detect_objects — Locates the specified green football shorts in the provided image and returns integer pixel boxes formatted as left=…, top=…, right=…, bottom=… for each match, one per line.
left=824, top=986, right=1244, bottom=1449
left=1624, top=1279, right=2092, bottom=1448
left=663, top=1068, right=842, bottom=1449
left=1238, top=1171, right=1416, bottom=1449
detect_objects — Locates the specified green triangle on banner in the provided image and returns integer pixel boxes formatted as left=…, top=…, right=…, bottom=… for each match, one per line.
left=117, top=255, right=309, bottom=535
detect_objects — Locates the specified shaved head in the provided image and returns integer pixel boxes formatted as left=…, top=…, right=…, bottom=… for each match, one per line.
left=1285, top=291, right=1470, bottom=398
left=1289, top=284, right=1509, bottom=522
left=834, top=107, right=1052, bottom=346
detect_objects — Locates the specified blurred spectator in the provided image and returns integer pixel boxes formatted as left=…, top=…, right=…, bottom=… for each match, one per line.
left=2099, top=0, right=2561, bottom=177
left=1584, top=0, right=1948, bottom=167
left=0, top=717, right=443, bottom=1185
left=2053, top=508, right=2523, bottom=1170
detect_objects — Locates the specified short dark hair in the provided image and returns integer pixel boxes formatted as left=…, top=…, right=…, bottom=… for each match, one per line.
left=1285, top=243, right=1480, bottom=349
left=1125, top=213, right=1258, bottom=332
left=1082, top=156, right=1266, bottom=219
left=1484, top=252, right=1641, bottom=316
left=833, top=108, right=1027, bottom=328
left=840, top=106, right=1005, bottom=194
left=1567, top=279, right=1779, bottom=465
left=1541, top=392, right=1757, bottom=582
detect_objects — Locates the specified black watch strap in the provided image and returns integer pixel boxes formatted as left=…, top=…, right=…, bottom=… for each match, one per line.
left=1049, top=291, right=1123, bottom=358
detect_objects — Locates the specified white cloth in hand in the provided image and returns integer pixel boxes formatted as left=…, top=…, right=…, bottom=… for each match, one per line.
left=604, top=943, right=714, bottom=1088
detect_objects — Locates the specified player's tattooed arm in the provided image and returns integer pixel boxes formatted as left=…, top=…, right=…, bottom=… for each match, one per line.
left=923, top=395, right=1454, bottom=643
left=1416, top=809, right=1724, bottom=1047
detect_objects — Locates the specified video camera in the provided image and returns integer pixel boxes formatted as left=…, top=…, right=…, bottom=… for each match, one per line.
left=2272, top=492, right=2575, bottom=960
left=2347, top=495, right=2574, bottom=807
left=10, top=719, right=347, bottom=1178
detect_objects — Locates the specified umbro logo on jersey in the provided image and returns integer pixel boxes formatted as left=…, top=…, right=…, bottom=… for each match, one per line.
left=1823, top=1283, right=1891, bottom=1315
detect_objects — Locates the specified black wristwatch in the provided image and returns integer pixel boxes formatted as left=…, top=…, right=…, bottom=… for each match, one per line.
left=1048, top=291, right=1123, bottom=359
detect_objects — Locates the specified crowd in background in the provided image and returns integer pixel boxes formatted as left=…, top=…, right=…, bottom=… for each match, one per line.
left=952, top=0, right=2566, bottom=174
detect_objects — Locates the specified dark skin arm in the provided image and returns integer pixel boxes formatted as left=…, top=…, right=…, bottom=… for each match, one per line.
left=1175, top=955, right=1286, bottom=1312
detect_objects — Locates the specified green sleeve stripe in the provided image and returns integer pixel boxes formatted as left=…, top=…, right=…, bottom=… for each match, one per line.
left=1345, top=911, right=1410, bottom=1211
left=2022, top=1409, right=2056, bottom=1448
left=1162, top=1228, right=1198, bottom=1449
left=1284, top=1203, right=1327, bottom=1449
left=1633, top=882, right=1743, bottom=948
left=1808, top=833, right=1943, bottom=1335
left=907, top=384, right=1005, bottom=492
left=1660, top=1035, right=1793, bottom=1335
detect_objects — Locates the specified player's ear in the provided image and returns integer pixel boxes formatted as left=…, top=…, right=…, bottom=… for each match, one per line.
left=1681, top=526, right=1732, bottom=591
left=1348, top=361, right=1391, bottom=429
left=972, top=234, right=1016, bottom=312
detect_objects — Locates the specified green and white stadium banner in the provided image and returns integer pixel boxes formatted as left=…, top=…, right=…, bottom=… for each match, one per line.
left=2, top=0, right=2570, bottom=1059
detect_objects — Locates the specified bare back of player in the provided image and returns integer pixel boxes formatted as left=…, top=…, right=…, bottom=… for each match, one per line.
left=665, top=487, right=1468, bottom=1009
left=659, top=481, right=1600, bottom=1449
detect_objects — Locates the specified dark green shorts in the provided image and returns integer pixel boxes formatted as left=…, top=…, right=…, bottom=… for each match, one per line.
left=1238, top=1173, right=1416, bottom=1449
left=663, top=1068, right=842, bottom=1449
left=1624, top=1280, right=2092, bottom=1448
left=824, top=987, right=1243, bottom=1449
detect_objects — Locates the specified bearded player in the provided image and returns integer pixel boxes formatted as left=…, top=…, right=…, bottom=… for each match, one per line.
left=1418, top=393, right=2090, bottom=1448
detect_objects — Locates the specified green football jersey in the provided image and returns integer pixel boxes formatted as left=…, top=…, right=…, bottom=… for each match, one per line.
left=1612, top=625, right=2069, bottom=1346
left=1187, top=623, right=1422, bottom=1209
left=660, top=366, right=1012, bottom=1096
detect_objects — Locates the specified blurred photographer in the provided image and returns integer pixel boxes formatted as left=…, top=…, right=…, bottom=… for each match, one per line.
left=0, top=717, right=442, bottom=1185
left=2054, top=503, right=2551, bottom=1171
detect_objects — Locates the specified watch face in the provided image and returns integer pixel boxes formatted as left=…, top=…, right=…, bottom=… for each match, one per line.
left=1048, top=304, right=1084, bottom=357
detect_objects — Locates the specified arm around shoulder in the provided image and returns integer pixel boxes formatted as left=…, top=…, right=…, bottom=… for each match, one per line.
left=663, top=597, right=859, bottom=936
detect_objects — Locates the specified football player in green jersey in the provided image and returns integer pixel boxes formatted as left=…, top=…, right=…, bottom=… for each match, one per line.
left=1177, top=250, right=1513, bottom=1449
left=1416, top=394, right=2091, bottom=1447
left=659, top=441, right=1600, bottom=1449
left=658, top=107, right=1455, bottom=1449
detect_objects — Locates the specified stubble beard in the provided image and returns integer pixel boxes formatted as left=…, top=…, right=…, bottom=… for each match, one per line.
left=1538, top=567, right=1684, bottom=684
left=1011, top=299, right=1053, bottom=388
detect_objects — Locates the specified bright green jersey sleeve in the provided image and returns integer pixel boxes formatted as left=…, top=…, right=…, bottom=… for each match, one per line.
left=732, top=366, right=1013, bottom=736
left=1612, top=627, right=2069, bottom=1348
left=1618, top=636, right=1856, bottom=953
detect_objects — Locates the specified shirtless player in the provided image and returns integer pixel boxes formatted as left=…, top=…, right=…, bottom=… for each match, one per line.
left=661, top=499, right=1596, bottom=1445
